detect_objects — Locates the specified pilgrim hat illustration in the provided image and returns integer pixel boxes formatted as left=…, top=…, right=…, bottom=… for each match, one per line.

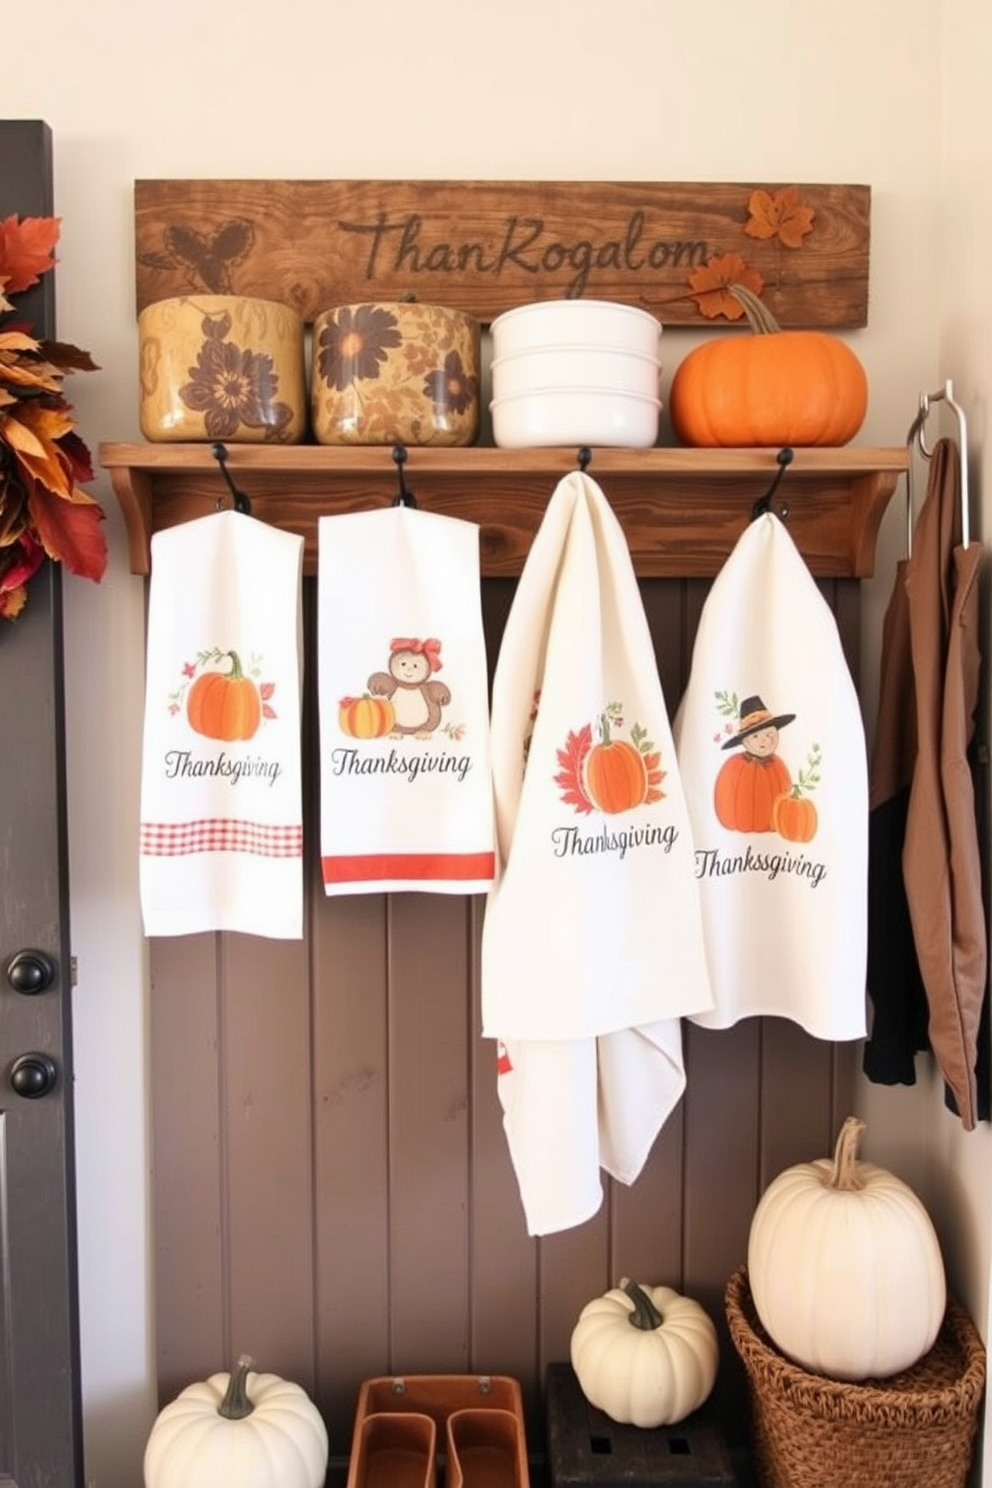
left=722, top=694, right=796, bottom=750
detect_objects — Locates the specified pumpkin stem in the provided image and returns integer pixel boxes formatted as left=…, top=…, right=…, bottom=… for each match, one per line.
left=827, top=1116, right=867, bottom=1191
left=727, top=283, right=782, bottom=336
left=598, top=713, right=612, bottom=745
left=217, top=1354, right=256, bottom=1419
left=619, top=1277, right=664, bottom=1331
left=222, top=649, right=246, bottom=681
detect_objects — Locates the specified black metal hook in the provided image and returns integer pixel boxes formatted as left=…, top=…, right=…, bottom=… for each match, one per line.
left=211, top=442, right=251, bottom=514
left=577, top=446, right=592, bottom=472
left=751, top=446, right=794, bottom=521
left=392, top=444, right=417, bottom=507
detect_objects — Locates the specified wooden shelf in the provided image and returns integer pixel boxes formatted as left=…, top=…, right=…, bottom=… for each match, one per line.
left=98, top=442, right=907, bottom=580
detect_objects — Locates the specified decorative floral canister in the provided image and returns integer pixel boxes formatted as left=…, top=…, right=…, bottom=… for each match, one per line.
left=138, top=294, right=307, bottom=443
left=311, top=300, right=481, bottom=446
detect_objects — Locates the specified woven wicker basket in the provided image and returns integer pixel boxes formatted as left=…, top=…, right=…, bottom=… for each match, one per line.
left=725, top=1265, right=986, bottom=1488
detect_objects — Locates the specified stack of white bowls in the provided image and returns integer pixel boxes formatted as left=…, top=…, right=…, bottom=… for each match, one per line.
left=489, top=298, right=663, bottom=449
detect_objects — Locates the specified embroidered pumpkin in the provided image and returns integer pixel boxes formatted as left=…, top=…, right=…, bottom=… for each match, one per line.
left=747, top=1117, right=946, bottom=1381
left=339, top=693, right=395, bottom=738
left=585, top=719, right=646, bottom=814
left=773, top=788, right=818, bottom=842
left=143, top=1354, right=328, bottom=1488
left=187, top=651, right=262, bottom=741
left=669, top=285, right=868, bottom=448
left=714, top=752, right=791, bottom=832
left=570, top=1279, right=719, bottom=1427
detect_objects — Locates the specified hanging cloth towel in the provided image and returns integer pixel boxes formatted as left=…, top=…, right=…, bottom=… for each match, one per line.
left=139, top=510, right=305, bottom=940
left=673, top=511, right=868, bottom=1040
left=317, top=505, right=495, bottom=894
left=901, top=437, right=987, bottom=1129
left=481, top=469, right=713, bottom=1236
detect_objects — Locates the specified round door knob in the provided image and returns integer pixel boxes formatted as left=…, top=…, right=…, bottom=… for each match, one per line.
left=9, top=1053, right=58, bottom=1099
left=5, top=949, right=56, bottom=995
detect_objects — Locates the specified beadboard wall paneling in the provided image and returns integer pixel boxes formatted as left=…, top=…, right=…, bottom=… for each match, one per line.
left=149, top=575, right=859, bottom=1460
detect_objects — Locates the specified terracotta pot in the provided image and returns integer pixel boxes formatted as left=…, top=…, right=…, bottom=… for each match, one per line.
left=138, top=294, right=307, bottom=443
left=311, top=300, right=481, bottom=446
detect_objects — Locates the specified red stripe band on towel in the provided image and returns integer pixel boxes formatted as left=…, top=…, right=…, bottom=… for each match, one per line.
left=322, top=851, right=496, bottom=884
left=141, top=820, right=303, bottom=858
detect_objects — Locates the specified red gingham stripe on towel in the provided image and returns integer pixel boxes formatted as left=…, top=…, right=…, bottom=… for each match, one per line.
left=141, top=820, right=303, bottom=858
left=322, top=851, right=495, bottom=885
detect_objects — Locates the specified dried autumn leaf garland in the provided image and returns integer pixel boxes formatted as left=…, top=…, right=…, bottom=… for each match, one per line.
left=0, top=214, right=106, bottom=620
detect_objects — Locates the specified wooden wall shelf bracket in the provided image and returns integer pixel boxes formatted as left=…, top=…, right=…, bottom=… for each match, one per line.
left=98, top=443, right=907, bottom=580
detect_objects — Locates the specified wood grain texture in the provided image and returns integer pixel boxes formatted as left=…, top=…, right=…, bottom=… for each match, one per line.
left=149, top=578, right=863, bottom=1468
left=134, top=179, right=870, bottom=327
left=99, top=443, right=905, bottom=581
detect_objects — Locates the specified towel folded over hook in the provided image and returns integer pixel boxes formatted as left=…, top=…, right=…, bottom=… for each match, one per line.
left=482, top=469, right=713, bottom=1235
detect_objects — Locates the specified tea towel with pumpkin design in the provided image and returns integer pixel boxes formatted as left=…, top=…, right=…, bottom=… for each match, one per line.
left=139, top=509, right=305, bottom=939
left=672, top=510, right=867, bottom=1038
left=481, top=469, right=713, bottom=1236
left=317, top=506, right=495, bottom=894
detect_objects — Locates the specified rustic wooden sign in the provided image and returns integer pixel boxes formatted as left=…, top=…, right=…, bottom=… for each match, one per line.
left=134, top=179, right=870, bottom=329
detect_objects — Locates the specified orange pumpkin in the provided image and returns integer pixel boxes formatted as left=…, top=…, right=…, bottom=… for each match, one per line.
left=714, top=752, right=791, bottom=833
left=585, top=734, right=647, bottom=815
left=669, top=285, right=868, bottom=448
left=187, top=651, right=262, bottom=741
left=339, top=693, right=395, bottom=738
left=773, top=789, right=818, bottom=842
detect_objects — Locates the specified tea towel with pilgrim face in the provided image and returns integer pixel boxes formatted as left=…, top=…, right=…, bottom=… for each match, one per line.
left=317, top=505, right=495, bottom=894
left=672, top=511, right=868, bottom=1039
left=481, top=469, right=714, bottom=1236
left=139, top=509, right=305, bottom=939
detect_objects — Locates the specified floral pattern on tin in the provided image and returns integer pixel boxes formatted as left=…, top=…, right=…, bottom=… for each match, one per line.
left=180, top=311, right=294, bottom=439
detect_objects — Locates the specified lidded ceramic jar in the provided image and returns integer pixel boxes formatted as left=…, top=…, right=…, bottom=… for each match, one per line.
left=138, top=294, right=307, bottom=443
left=310, top=300, right=481, bottom=446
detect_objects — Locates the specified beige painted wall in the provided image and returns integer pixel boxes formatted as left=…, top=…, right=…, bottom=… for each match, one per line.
left=6, top=0, right=992, bottom=1483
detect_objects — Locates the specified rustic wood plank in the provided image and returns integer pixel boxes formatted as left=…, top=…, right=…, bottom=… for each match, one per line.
left=386, top=894, right=472, bottom=1372
left=134, top=179, right=870, bottom=327
left=98, top=443, right=906, bottom=581
left=221, top=932, right=315, bottom=1386
left=150, top=936, right=225, bottom=1401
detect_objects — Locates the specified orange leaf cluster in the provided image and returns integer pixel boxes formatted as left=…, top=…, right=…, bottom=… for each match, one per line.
left=554, top=724, right=594, bottom=815
left=744, top=187, right=815, bottom=249
left=641, top=749, right=666, bottom=805
left=687, top=252, right=764, bottom=320
left=0, top=218, right=105, bottom=621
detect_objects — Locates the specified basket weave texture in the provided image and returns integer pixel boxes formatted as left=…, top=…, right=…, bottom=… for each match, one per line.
left=725, top=1264, right=986, bottom=1488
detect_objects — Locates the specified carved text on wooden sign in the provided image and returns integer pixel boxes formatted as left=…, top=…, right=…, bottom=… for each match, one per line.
left=134, top=179, right=870, bottom=329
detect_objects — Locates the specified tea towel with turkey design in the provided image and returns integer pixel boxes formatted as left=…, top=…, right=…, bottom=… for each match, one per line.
left=317, top=505, right=495, bottom=894
left=673, top=511, right=868, bottom=1039
left=139, top=509, right=305, bottom=939
left=481, top=469, right=713, bottom=1236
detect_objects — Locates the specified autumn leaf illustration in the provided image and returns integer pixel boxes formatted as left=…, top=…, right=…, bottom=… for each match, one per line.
left=687, top=252, right=764, bottom=320
left=554, top=723, right=594, bottom=814
left=744, top=187, right=815, bottom=249
left=0, top=214, right=61, bottom=294
left=642, top=750, right=667, bottom=805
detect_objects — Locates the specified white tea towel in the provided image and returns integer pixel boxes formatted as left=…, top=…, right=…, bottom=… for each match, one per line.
left=318, top=506, right=495, bottom=894
left=139, top=510, right=304, bottom=939
left=482, top=470, right=713, bottom=1235
left=673, top=512, right=868, bottom=1039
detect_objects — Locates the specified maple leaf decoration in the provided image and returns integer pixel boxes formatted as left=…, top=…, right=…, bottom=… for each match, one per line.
left=642, top=751, right=666, bottom=805
left=554, top=723, right=594, bottom=815
left=687, top=252, right=764, bottom=320
left=0, top=216, right=106, bottom=621
left=744, top=187, right=815, bottom=249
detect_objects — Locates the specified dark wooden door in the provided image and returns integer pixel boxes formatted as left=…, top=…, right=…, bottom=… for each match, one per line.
left=0, top=119, right=84, bottom=1488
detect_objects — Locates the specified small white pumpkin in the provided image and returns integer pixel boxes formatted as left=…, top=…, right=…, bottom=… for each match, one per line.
left=144, top=1354, right=329, bottom=1488
left=747, top=1116, right=947, bottom=1382
left=570, top=1278, right=719, bottom=1427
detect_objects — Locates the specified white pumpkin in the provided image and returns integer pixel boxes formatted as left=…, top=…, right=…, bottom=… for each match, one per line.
left=144, top=1354, right=329, bottom=1488
left=570, top=1278, right=719, bottom=1427
left=747, top=1116, right=947, bottom=1382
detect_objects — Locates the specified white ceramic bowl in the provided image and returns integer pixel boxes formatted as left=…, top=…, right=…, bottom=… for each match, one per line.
left=491, top=345, right=662, bottom=403
left=491, top=298, right=662, bottom=360
left=491, top=387, right=662, bottom=449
